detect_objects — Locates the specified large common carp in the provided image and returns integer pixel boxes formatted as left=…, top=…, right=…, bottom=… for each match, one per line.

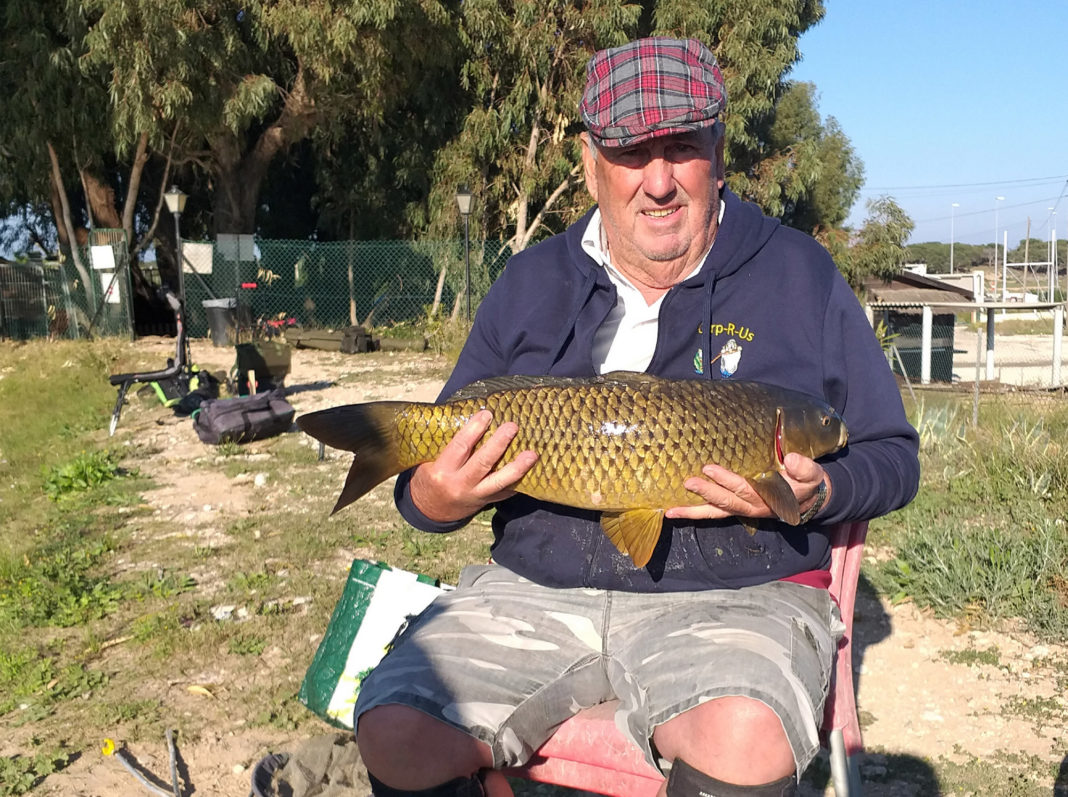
left=297, top=371, right=848, bottom=568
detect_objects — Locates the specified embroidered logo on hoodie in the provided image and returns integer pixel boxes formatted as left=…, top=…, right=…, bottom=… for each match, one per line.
left=717, top=338, right=743, bottom=376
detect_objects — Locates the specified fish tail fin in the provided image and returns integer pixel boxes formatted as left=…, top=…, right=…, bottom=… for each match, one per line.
left=601, top=509, right=664, bottom=568
left=297, top=403, right=409, bottom=513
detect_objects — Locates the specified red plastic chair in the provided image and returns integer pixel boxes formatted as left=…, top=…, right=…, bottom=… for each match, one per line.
left=505, top=520, right=869, bottom=797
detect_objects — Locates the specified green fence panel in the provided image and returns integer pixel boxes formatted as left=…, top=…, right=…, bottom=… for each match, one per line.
left=2, top=237, right=512, bottom=342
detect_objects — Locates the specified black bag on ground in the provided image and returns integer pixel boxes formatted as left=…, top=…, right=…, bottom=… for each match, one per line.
left=192, top=389, right=295, bottom=445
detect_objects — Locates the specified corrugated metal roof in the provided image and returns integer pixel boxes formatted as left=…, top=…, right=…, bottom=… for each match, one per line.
left=866, top=287, right=965, bottom=305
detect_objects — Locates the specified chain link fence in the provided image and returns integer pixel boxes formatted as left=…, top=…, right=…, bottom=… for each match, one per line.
left=179, top=238, right=510, bottom=341
left=0, top=229, right=134, bottom=341
left=0, top=237, right=510, bottom=343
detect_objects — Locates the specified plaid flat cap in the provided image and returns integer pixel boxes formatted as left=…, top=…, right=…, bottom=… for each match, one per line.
left=580, top=37, right=726, bottom=148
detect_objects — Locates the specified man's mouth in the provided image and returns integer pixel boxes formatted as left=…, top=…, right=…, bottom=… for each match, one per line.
left=643, top=208, right=677, bottom=218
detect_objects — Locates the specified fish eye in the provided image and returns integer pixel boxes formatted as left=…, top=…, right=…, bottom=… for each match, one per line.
left=820, top=415, right=830, bottom=426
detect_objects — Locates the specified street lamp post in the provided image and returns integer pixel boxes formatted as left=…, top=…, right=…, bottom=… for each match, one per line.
left=163, top=185, right=189, bottom=304
left=993, top=196, right=1005, bottom=299
left=455, top=186, right=473, bottom=321
left=950, top=202, right=959, bottom=274
left=1049, top=208, right=1057, bottom=300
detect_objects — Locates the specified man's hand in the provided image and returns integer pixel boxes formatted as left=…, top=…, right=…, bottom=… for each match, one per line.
left=409, top=410, right=538, bottom=523
left=663, top=452, right=829, bottom=522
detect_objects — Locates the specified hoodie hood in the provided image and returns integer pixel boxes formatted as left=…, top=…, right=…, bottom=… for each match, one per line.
left=559, top=188, right=781, bottom=379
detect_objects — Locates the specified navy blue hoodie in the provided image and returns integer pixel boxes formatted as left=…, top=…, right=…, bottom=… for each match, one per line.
left=395, top=188, right=920, bottom=591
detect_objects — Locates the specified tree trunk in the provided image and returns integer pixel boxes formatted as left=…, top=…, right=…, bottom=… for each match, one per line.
left=120, top=132, right=150, bottom=244
left=211, top=62, right=318, bottom=234
left=430, top=260, right=447, bottom=317
left=348, top=215, right=358, bottom=325
left=81, top=170, right=122, bottom=230
left=46, top=141, right=94, bottom=306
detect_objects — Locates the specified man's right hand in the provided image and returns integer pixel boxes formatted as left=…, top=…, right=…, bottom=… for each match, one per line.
left=408, top=409, right=538, bottom=523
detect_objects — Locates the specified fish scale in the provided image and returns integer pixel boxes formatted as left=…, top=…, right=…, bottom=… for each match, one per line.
left=297, top=371, right=848, bottom=568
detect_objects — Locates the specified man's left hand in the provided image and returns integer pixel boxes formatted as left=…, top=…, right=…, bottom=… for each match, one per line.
left=663, top=452, right=829, bottom=522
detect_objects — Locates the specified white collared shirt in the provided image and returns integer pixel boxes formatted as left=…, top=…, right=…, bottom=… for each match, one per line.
left=580, top=205, right=722, bottom=373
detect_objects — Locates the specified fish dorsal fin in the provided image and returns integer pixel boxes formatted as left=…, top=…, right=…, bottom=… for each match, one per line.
left=600, top=370, right=660, bottom=385
left=600, top=509, right=664, bottom=568
left=447, top=371, right=657, bottom=402
left=446, top=374, right=582, bottom=402
left=744, top=472, right=801, bottom=526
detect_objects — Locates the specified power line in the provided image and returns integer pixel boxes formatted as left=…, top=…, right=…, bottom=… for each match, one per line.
left=915, top=193, right=1065, bottom=225
left=859, top=174, right=1068, bottom=193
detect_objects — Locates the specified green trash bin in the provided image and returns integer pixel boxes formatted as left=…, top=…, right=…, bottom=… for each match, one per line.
left=202, top=298, right=238, bottom=347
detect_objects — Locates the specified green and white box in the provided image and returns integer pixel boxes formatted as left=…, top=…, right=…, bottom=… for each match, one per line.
left=299, top=559, right=448, bottom=729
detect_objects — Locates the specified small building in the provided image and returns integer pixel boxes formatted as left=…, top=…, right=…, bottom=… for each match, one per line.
left=864, top=271, right=974, bottom=383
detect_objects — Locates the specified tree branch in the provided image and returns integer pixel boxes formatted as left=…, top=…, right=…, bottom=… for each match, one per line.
left=512, top=161, right=583, bottom=252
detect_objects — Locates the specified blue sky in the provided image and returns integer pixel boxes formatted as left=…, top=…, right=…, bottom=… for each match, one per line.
left=788, top=1, right=1068, bottom=247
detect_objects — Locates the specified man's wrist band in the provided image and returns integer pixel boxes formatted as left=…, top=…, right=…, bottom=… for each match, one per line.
left=799, top=479, right=828, bottom=524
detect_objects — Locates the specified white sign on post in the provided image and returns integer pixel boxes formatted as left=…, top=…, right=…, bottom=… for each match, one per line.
left=183, top=242, right=214, bottom=275
left=90, top=245, right=116, bottom=271
left=99, top=272, right=120, bottom=304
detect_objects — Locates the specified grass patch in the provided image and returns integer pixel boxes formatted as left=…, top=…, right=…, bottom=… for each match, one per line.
left=0, top=749, right=71, bottom=797
left=869, top=393, right=1068, bottom=640
left=937, top=751, right=1063, bottom=796
left=940, top=646, right=1002, bottom=668
left=41, top=449, right=130, bottom=500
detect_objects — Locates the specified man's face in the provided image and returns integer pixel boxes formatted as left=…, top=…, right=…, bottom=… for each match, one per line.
left=582, top=126, right=725, bottom=290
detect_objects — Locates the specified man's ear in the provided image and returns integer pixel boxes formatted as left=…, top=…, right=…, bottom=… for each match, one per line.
left=580, top=133, right=599, bottom=201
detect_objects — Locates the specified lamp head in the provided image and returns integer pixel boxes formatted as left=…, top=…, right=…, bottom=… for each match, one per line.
left=455, top=186, right=473, bottom=217
left=164, top=185, right=188, bottom=215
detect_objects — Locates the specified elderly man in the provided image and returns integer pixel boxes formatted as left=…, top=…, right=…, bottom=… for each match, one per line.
left=354, top=37, right=919, bottom=797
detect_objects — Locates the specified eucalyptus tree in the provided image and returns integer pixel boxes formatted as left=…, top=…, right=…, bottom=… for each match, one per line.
left=0, top=0, right=103, bottom=300
left=83, top=0, right=456, bottom=239
left=766, top=82, right=863, bottom=235
left=426, top=0, right=843, bottom=253
left=840, top=196, right=915, bottom=291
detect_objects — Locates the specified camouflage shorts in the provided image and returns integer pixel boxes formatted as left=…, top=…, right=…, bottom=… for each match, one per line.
left=353, top=565, right=843, bottom=775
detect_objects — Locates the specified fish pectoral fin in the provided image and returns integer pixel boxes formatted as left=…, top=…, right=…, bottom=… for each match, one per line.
left=600, top=509, right=664, bottom=568
left=745, top=473, right=801, bottom=526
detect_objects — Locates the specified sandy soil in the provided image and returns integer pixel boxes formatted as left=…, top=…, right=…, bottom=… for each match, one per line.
left=32, top=338, right=1068, bottom=796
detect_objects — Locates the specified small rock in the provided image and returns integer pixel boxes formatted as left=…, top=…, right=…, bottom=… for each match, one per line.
left=212, top=605, right=236, bottom=621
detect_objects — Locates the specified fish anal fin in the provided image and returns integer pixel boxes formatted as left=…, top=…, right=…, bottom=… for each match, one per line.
left=745, top=473, right=801, bottom=526
left=600, top=509, right=664, bottom=568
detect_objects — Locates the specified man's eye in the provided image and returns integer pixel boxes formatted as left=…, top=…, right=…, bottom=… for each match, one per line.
left=667, top=143, right=696, bottom=159
left=615, top=149, right=645, bottom=164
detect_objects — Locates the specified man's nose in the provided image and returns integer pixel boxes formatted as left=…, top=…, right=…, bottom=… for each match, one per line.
left=642, top=157, right=675, bottom=198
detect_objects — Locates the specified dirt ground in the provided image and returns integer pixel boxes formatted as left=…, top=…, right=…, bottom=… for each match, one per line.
left=32, top=338, right=1068, bottom=796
